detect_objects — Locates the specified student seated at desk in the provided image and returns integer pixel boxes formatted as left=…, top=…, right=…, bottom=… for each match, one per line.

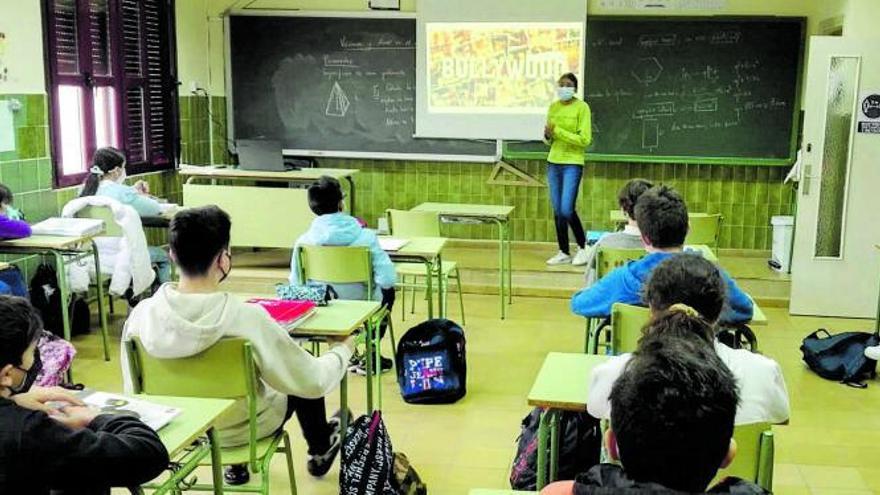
left=583, top=178, right=652, bottom=286
left=571, top=185, right=753, bottom=324
left=289, top=176, right=397, bottom=375
left=79, top=147, right=172, bottom=284
left=587, top=254, right=790, bottom=425
left=542, top=336, right=769, bottom=495
left=0, top=295, right=168, bottom=494
left=0, top=183, right=31, bottom=240
left=122, top=206, right=354, bottom=485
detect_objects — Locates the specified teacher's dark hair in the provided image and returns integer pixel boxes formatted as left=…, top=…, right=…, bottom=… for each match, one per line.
left=559, top=73, right=578, bottom=91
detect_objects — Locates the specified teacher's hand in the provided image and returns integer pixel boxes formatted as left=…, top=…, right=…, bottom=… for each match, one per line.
left=544, top=123, right=555, bottom=140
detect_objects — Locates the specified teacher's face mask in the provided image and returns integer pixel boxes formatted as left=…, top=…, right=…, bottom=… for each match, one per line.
left=557, top=86, right=576, bottom=101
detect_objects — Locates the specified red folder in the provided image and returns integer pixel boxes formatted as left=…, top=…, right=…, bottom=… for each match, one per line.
left=247, top=298, right=316, bottom=329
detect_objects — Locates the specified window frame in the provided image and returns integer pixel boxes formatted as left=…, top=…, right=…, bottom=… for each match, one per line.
left=43, top=0, right=180, bottom=188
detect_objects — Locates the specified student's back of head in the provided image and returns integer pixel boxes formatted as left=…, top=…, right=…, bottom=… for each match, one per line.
left=634, top=185, right=689, bottom=249
left=609, top=334, right=739, bottom=492
left=0, top=295, right=42, bottom=375
left=80, top=146, right=127, bottom=197
left=308, top=176, right=344, bottom=216
left=169, top=206, right=231, bottom=277
left=618, top=179, right=653, bottom=220
left=644, top=253, right=726, bottom=324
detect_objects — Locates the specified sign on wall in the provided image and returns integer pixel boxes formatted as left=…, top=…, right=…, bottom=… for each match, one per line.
left=858, top=91, right=880, bottom=134
left=0, top=32, right=8, bottom=82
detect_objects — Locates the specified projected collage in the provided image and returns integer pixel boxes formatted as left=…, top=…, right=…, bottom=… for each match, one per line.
left=426, top=23, right=584, bottom=114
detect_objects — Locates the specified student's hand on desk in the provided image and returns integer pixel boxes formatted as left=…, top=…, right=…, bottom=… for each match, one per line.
left=133, top=180, right=150, bottom=195
left=10, top=386, right=85, bottom=413
left=50, top=405, right=101, bottom=430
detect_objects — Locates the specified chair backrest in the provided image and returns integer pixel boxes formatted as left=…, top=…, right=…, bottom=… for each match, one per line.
left=75, top=205, right=123, bottom=236
left=713, top=423, right=774, bottom=491
left=126, top=336, right=261, bottom=467
left=685, top=213, right=723, bottom=248
left=610, top=303, right=651, bottom=354
left=386, top=209, right=441, bottom=237
left=596, top=247, right=646, bottom=280
left=298, top=245, right=373, bottom=296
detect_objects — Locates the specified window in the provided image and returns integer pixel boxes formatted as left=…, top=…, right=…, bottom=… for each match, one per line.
left=44, top=0, right=178, bottom=187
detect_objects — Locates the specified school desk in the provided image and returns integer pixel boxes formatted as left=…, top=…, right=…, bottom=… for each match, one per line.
left=132, top=395, right=234, bottom=495
left=292, top=300, right=383, bottom=422
left=179, top=165, right=359, bottom=248
left=411, top=202, right=514, bottom=319
left=0, top=233, right=110, bottom=374
left=382, top=236, right=448, bottom=319
left=527, top=352, right=611, bottom=490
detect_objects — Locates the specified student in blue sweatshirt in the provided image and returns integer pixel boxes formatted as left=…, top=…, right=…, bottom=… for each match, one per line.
left=570, top=185, right=753, bottom=324
left=290, top=176, right=397, bottom=375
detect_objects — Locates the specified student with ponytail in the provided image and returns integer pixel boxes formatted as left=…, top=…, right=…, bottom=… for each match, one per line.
left=587, top=254, right=790, bottom=425
left=80, top=147, right=172, bottom=283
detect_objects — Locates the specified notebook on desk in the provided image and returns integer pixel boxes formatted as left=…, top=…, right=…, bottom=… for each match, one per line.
left=31, top=218, right=104, bottom=237
left=247, top=298, right=317, bottom=330
left=77, top=391, right=181, bottom=431
left=379, top=237, right=409, bottom=252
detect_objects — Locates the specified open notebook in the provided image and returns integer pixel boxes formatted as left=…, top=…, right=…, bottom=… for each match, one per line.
left=31, top=217, right=104, bottom=237
left=378, top=237, right=409, bottom=252
left=79, top=391, right=181, bottom=431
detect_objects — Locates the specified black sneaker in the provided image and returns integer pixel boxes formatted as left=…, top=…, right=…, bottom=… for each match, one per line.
left=307, top=409, right=350, bottom=477
left=348, top=355, right=393, bottom=376
left=224, top=463, right=250, bottom=485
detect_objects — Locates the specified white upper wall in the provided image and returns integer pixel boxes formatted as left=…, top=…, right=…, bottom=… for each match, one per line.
left=0, top=0, right=47, bottom=93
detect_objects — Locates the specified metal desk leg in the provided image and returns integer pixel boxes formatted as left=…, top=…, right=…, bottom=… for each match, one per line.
left=51, top=250, right=74, bottom=381
left=345, top=176, right=356, bottom=216
left=424, top=259, right=434, bottom=319
left=91, top=241, right=110, bottom=361
left=536, top=408, right=555, bottom=491
left=365, top=318, right=375, bottom=414
left=549, top=410, right=561, bottom=482
left=436, top=254, right=445, bottom=318
left=340, top=372, right=349, bottom=441
left=504, top=220, right=512, bottom=305
left=374, top=313, right=382, bottom=411
left=496, top=219, right=507, bottom=319
left=207, top=427, right=225, bottom=495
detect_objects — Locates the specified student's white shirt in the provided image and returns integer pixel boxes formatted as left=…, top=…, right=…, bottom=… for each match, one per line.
left=120, top=283, right=353, bottom=446
left=587, top=341, right=790, bottom=425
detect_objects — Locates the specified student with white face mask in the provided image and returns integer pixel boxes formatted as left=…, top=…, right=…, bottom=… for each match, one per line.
left=0, top=295, right=168, bottom=494
left=78, top=147, right=172, bottom=284
left=543, top=73, right=593, bottom=267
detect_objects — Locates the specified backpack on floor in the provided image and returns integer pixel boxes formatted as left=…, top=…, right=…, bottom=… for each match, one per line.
left=801, top=329, right=880, bottom=387
left=340, top=411, right=396, bottom=495
left=395, top=318, right=466, bottom=404
left=30, top=263, right=91, bottom=338
left=391, top=452, right=427, bottom=495
left=35, top=331, right=76, bottom=387
left=509, top=408, right=602, bottom=491
left=0, top=265, right=29, bottom=297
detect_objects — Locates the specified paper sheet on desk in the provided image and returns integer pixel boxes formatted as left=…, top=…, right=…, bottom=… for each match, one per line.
left=0, top=101, right=14, bottom=152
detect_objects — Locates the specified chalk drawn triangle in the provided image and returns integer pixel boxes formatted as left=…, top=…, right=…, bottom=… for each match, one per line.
left=326, top=81, right=351, bottom=118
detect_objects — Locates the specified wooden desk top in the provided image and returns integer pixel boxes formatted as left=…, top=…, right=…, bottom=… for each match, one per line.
left=292, top=300, right=381, bottom=338
left=413, top=202, right=515, bottom=219
left=383, top=236, right=448, bottom=260
left=0, top=233, right=100, bottom=250
left=179, top=165, right=358, bottom=182
left=528, top=352, right=611, bottom=411
left=139, top=395, right=234, bottom=458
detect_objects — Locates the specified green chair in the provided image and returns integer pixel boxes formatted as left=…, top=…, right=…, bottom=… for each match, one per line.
left=606, top=303, right=651, bottom=355
left=126, top=337, right=297, bottom=494
left=713, top=423, right=774, bottom=491
left=298, top=245, right=397, bottom=356
left=584, top=248, right=646, bottom=353
left=386, top=209, right=466, bottom=325
left=685, top=213, right=723, bottom=249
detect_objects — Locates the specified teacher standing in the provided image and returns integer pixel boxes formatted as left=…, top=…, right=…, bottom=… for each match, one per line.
left=544, top=72, right=592, bottom=266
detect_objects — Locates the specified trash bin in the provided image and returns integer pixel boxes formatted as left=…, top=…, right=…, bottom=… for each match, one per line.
left=771, top=215, right=795, bottom=273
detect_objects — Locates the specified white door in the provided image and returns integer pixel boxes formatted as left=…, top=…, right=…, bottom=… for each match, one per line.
left=790, top=37, right=880, bottom=318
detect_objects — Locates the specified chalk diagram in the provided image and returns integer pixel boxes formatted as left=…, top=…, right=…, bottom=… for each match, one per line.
left=631, top=57, right=663, bottom=85
left=325, top=81, right=351, bottom=117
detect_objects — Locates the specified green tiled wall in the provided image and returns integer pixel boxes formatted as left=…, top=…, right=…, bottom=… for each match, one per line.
left=182, top=95, right=797, bottom=250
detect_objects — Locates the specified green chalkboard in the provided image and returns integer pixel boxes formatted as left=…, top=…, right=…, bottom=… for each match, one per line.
left=504, top=16, right=805, bottom=165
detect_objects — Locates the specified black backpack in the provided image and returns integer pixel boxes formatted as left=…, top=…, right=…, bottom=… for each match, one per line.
left=340, top=411, right=396, bottom=495
left=801, top=329, right=879, bottom=387
left=29, top=263, right=91, bottom=338
left=395, top=319, right=466, bottom=404
left=509, top=408, right=601, bottom=490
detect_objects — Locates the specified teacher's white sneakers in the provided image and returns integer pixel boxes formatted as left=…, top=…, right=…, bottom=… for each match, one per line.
left=546, top=251, right=572, bottom=265
left=572, top=248, right=590, bottom=266
left=546, top=248, right=590, bottom=266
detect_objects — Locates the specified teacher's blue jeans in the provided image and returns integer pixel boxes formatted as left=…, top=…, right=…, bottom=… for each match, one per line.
left=547, top=163, right=587, bottom=254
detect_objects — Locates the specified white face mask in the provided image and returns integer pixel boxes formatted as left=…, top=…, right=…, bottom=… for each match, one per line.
left=557, top=87, right=576, bottom=101
left=114, top=168, right=127, bottom=184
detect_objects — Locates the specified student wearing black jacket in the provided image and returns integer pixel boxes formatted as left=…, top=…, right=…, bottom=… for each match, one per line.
left=542, top=328, right=769, bottom=495
left=0, top=295, right=169, bottom=494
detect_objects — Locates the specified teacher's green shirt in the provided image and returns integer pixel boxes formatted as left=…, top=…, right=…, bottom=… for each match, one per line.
left=545, top=98, right=592, bottom=166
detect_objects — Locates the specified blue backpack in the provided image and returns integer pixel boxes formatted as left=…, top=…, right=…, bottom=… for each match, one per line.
left=800, top=329, right=880, bottom=388
left=395, top=319, right=466, bottom=404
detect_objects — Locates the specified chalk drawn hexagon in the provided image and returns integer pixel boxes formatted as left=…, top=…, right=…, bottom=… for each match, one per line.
left=631, top=57, right=664, bottom=85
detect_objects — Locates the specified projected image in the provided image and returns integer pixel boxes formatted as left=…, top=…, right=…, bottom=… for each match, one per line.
left=426, top=22, right=583, bottom=114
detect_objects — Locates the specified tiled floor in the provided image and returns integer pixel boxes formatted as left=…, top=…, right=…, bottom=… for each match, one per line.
left=76, top=264, right=880, bottom=494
